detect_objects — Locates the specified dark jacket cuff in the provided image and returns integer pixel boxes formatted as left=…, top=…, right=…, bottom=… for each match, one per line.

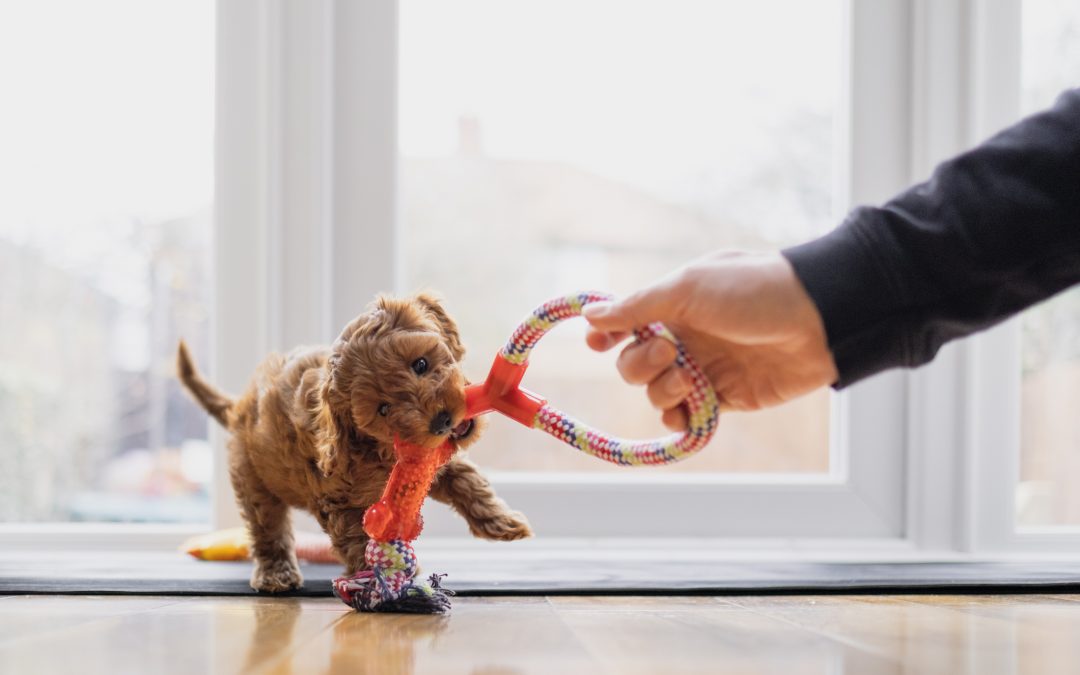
left=782, top=208, right=911, bottom=389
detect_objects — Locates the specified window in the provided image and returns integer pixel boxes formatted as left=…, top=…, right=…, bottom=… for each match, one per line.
left=1017, top=0, right=1080, bottom=527
left=0, top=1, right=214, bottom=523
left=399, top=0, right=839, bottom=475
left=11, top=0, right=1075, bottom=554
left=206, top=0, right=906, bottom=542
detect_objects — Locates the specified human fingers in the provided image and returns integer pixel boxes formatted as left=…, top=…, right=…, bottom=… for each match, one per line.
left=646, top=366, right=691, bottom=410
left=705, top=362, right=747, bottom=413
left=584, top=326, right=630, bottom=352
left=661, top=406, right=688, bottom=431
left=615, top=338, right=677, bottom=385
left=582, top=275, right=685, bottom=333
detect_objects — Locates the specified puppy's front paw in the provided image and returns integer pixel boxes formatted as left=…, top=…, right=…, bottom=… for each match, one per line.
left=469, top=509, right=533, bottom=542
left=251, top=559, right=304, bottom=593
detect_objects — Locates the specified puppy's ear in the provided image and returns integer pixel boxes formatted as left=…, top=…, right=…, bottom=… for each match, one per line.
left=414, top=292, right=465, bottom=361
left=313, top=374, right=348, bottom=477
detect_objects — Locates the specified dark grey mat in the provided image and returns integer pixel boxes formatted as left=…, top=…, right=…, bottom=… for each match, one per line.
left=3, top=552, right=1080, bottom=596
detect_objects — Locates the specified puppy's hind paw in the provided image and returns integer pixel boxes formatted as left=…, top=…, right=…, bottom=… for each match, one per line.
left=469, top=510, right=534, bottom=542
left=251, top=559, right=304, bottom=593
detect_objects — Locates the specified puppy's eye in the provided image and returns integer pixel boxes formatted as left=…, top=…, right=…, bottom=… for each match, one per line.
left=378, top=403, right=390, bottom=417
left=411, top=357, right=428, bottom=375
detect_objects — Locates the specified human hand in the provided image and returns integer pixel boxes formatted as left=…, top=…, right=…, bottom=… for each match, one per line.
left=584, top=251, right=838, bottom=430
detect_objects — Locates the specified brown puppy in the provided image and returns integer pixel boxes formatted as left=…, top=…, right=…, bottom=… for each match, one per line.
left=177, top=293, right=532, bottom=593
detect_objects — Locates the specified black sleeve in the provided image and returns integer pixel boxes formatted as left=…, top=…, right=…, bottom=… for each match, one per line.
left=783, top=87, right=1080, bottom=389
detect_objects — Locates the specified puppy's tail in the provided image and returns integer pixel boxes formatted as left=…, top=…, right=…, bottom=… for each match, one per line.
left=176, top=340, right=234, bottom=428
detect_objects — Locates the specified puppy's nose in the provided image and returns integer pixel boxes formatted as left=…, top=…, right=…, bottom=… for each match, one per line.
left=429, top=410, right=453, bottom=436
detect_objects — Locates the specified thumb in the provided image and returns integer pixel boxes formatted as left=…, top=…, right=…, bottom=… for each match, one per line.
left=583, top=282, right=681, bottom=332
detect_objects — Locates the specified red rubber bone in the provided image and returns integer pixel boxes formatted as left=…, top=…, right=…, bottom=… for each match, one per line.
left=362, top=437, right=455, bottom=542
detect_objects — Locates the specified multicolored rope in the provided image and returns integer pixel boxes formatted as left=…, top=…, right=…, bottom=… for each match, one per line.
left=331, top=540, right=452, bottom=614
left=471, top=291, right=721, bottom=466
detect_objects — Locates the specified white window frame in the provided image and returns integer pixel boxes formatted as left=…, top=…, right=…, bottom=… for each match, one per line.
left=902, top=0, right=1080, bottom=556
left=5, top=0, right=1076, bottom=557
left=205, top=0, right=913, bottom=544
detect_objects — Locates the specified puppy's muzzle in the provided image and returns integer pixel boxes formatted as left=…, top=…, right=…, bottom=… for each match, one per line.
left=429, top=410, right=453, bottom=436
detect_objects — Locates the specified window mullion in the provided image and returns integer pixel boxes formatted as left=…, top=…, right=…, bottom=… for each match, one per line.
left=213, top=0, right=280, bottom=529
left=903, top=0, right=981, bottom=554
left=329, top=0, right=398, bottom=329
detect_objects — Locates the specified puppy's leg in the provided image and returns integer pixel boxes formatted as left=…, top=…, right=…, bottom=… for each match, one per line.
left=230, top=452, right=303, bottom=593
left=430, top=457, right=533, bottom=541
left=323, top=507, right=370, bottom=576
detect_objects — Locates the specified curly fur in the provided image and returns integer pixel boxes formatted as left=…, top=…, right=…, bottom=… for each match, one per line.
left=178, top=293, right=532, bottom=593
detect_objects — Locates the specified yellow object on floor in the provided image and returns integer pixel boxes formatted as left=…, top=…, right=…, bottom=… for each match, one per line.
left=182, top=527, right=341, bottom=564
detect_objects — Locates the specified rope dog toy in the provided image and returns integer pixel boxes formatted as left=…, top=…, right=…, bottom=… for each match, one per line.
left=331, top=437, right=455, bottom=613
left=333, top=291, right=720, bottom=614
left=464, top=291, right=721, bottom=465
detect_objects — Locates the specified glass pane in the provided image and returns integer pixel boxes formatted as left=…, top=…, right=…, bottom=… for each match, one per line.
left=0, top=1, right=214, bottom=521
left=1017, top=0, right=1080, bottom=526
left=400, top=0, right=838, bottom=473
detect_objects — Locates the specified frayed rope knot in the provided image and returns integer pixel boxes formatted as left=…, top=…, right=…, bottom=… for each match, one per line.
left=332, top=539, right=452, bottom=614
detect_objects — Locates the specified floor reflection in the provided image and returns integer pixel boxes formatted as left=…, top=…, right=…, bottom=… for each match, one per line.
left=239, top=598, right=305, bottom=672
left=214, top=594, right=1080, bottom=674
left=326, top=611, right=450, bottom=675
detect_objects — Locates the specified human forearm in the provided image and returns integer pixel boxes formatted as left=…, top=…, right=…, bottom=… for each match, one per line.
left=785, top=88, right=1080, bottom=387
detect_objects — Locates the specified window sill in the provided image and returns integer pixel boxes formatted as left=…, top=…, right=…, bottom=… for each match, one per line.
left=0, top=523, right=211, bottom=552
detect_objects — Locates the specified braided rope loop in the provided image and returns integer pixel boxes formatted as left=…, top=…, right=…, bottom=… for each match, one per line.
left=503, top=291, right=720, bottom=466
